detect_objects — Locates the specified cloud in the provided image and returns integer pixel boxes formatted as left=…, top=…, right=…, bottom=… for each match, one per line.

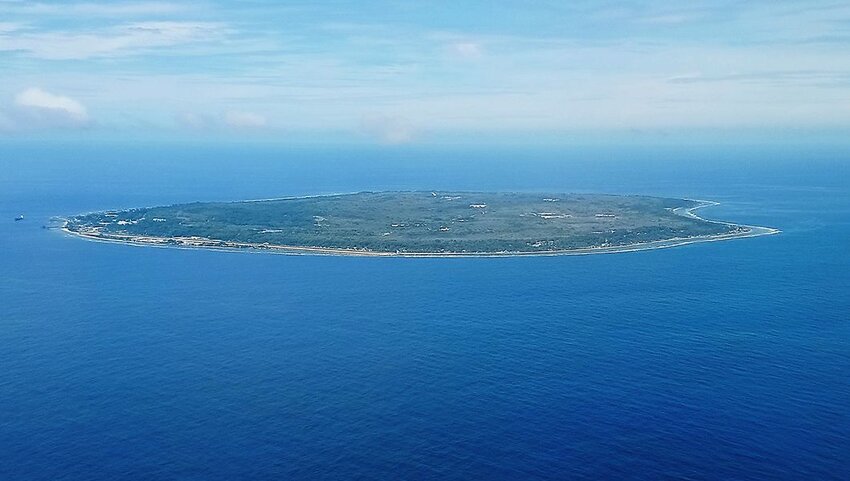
left=637, top=14, right=699, bottom=25
left=224, top=111, right=267, bottom=129
left=0, top=1, right=186, bottom=16
left=13, top=87, right=90, bottom=127
left=176, top=111, right=214, bottom=130
left=175, top=111, right=268, bottom=131
left=175, top=112, right=206, bottom=130
left=666, top=70, right=850, bottom=87
left=449, top=41, right=483, bottom=59
left=0, top=21, right=23, bottom=33
left=360, top=114, right=416, bottom=144
left=0, top=111, right=15, bottom=132
left=0, top=21, right=228, bottom=59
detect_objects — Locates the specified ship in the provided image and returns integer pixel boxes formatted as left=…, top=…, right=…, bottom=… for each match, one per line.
left=14, top=215, right=24, bottom=221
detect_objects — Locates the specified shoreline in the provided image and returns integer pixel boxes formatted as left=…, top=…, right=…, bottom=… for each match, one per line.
left=59, top=200, right=780, bottom=258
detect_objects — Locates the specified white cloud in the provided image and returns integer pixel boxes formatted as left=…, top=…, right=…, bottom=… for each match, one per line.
left=449, top=41, right=483, bottom=59
left=0, top=1, right=186, bottom=16
left=176, top=111, right=214, bottom=130
left=173, top=110, right=270, bottom=132
left=0, top=21, right=23, bottom=33
left=14, top=87, right=90, bottom=126
left=0, top=110, right=15, bottom=132
left=361, top=114, right=416, bottom=144
left=0, top=21, right=228, bottom=59
left=224, top=111, right=267, bottom=129
left=637, top=14, right=699, bottom=25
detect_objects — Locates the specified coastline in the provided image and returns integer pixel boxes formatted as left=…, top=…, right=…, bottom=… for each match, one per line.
left=59, top=200, right=780, bottom=258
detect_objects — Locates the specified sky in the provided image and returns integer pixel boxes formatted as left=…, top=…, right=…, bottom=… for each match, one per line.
left=1, top=1, right=850, bottom=145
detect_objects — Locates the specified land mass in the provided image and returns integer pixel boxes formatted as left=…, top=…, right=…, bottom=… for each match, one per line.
left=62, top=191, right=778, bottom=256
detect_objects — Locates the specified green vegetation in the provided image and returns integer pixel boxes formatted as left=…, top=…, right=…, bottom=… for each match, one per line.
left=65, top=191, right=743, bottom=254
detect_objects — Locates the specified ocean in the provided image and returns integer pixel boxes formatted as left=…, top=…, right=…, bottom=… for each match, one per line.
left=1, top=142, right=849, bottom=480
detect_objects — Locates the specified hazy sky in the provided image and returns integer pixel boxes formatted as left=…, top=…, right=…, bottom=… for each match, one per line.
left=1, top=1, right=849, bottom=144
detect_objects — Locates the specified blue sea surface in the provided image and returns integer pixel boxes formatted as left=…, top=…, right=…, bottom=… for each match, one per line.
left=1, top=143, right=849, bottom=480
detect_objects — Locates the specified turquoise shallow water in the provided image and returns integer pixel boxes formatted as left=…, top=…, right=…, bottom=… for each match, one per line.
left=1, top=144, right=849, bottom=480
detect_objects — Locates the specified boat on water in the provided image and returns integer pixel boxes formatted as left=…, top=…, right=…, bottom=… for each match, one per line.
left=14, top=215, right=24, bottom=221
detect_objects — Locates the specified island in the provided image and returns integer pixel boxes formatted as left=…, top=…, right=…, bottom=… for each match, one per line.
left=62, top=191, right=779, bottom=256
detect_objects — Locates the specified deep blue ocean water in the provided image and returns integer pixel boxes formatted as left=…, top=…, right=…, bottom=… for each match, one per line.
left=1, top=143, right=849, bottom=480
